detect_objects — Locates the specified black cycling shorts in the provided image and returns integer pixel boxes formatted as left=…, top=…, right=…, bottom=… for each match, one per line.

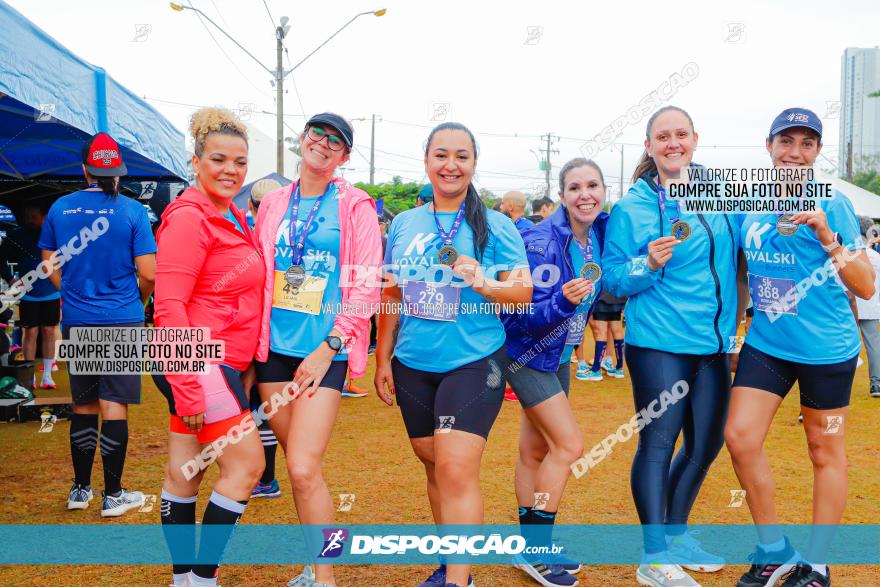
left=391, top=346, right=507, bottom=439
left=733, top=343, right=857, bottom=410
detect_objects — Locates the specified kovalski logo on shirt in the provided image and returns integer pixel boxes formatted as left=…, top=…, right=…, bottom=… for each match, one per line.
left=403, top=232, right=437, bottom=256
left=744, top=221, right=795, bottom=266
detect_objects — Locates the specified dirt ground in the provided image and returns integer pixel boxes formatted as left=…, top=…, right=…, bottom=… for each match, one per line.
left=1, top=332, right=878, bottom=586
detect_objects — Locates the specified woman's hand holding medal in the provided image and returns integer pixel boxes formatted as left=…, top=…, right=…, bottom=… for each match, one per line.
left=562, top=278, right=594, bottom=305
left=647, top=236, right=681, bottom=271
left=790, top=209, right=833, bottom=244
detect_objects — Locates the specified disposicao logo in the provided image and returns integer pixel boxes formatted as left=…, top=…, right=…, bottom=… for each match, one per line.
left=318, top=528, right=349, bottom=558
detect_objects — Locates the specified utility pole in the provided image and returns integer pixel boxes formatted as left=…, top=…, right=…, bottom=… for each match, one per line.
left=370, top=114, right=376, bottom=184
left=846, top=142, right=853, bottom=182
left=276, top=25, right=285, bottom=175
left=539, top=133, right=559, bottom=197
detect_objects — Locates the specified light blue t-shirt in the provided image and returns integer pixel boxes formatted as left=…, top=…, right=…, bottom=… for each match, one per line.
left=559, top=232, right=602, bottom=365
left=269, top=184, right=346, bottom=360
left=385, top=204, right=529, bottom=372
left=224, top=209, right=245, bottom=234
left=38, top=190, right=156, bottom=326
left=741, top=190, right=863, bottom=364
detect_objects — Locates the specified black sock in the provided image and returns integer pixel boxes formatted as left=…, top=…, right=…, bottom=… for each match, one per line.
left=69, top=413, right=98, bottom=487
left=530, top=509, right=557, bottom=556
left=161, top=490, right=197, bottom=576
left=518, top=505, right=532, bottom=533
left=591, top=342, right=607, bottom=372
left=259, top=425, right=277, bottom=484
left=192, top=491, right=247, bottom=580
left=99, top=419, right=128, bottom=495
left=614, top=339, right=625, bottom=369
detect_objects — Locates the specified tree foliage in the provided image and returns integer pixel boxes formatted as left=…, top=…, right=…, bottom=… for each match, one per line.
left=354, top=177, right=422, bottom=215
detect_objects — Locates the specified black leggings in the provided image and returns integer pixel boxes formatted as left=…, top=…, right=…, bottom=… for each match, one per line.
left=626, top=344, right=731, bottom=554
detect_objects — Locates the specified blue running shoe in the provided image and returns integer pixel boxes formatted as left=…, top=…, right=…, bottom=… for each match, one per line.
left=252, top=478, right=281, bottom=498
left=417, top=565, right=474, bottom=587
left=513, top=554, right=578, bottom=586
left=577, top=369, right=602, bottom=382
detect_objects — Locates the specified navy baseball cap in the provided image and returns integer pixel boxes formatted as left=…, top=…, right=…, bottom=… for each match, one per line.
left=769, top=108, right=822, bottom=140
left=305, top=112, right=353, bottom=148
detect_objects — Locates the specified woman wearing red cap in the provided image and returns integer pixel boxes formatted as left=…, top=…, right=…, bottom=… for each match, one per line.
left=252, top=112, right=382, bottom=587
left=152, top=107, right=266, bottom=587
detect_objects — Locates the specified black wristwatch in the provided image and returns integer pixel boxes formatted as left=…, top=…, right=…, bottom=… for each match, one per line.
left=324, top=335, right=343, bottom=353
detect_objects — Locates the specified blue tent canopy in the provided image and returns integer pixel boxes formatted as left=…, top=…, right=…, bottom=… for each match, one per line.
left=0, top=0, right=187, bottom=189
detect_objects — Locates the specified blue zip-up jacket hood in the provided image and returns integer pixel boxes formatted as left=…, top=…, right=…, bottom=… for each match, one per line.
left=502, top=206, right=609, bottom=372
left=601, top=170, right=740, bottom=355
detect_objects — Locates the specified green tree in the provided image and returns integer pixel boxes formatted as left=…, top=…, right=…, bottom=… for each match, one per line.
left=853, top=169, right=880, bottom=196
left=354, top=176, right=422, bottom=214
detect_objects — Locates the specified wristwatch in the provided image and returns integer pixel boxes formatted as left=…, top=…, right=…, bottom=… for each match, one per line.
left=324, top=335, right=343, bottom=353
left=821, top=232, right=842, bottom=253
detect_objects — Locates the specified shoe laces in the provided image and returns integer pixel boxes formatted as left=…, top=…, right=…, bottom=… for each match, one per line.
left=654, top=563, right=687, bottom=580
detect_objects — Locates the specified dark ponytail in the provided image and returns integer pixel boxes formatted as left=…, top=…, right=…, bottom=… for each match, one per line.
left=96, top=176, right=119, bottom=198
left=630, top=105, right=695, bottom=183
left=424, top=122, right=489, bottom=261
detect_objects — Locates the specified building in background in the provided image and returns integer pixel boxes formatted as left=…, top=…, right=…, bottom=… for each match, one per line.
left=840, top=47, right=880, bottom=177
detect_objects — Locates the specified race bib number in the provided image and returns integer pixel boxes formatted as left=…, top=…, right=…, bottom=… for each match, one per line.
left=748, top=273, right=797, bottom=316
left=402, top=281, right=460, bottom=322
left=566, top=313, right=588, bottom=345
left=272, top=270, right=327, bottom=315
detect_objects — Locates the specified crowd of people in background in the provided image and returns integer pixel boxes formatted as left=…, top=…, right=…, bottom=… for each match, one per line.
left=2, top=102, right=878, bottom=587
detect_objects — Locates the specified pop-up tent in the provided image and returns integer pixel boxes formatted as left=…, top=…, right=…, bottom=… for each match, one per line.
left=815, top=172, right=880, bottom=220
left=0, top=0, right=187, bottom=207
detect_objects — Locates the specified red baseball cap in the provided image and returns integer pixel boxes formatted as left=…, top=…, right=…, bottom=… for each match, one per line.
left=81, top=132, right=128, bottom=177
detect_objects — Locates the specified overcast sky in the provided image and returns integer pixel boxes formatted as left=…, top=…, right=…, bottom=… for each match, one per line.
left=8, top=0, right=879, bottom=200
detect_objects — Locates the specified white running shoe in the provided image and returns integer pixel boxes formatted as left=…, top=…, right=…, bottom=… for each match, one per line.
left=636, top=563, right=701, bottom=586
left=67, top=483, right=93, bottom=510
left=666, top=531, right=725, bottom=572
left=101, top=488, right=145, bottom=517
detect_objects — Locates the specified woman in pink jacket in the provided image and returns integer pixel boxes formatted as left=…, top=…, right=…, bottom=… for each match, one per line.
left=153, top=108, right=265, bottom=587
left=253, top=112, right=382, bottom=587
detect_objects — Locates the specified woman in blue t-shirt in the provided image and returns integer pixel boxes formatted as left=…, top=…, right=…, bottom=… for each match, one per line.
left=374, top=122, right=532, bottom=587
left=725, top=108, right=875, bottom=587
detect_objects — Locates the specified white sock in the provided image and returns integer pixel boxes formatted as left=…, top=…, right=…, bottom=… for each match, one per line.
left=172, top=572, right=189, bottom=586
left=809, top=563, right=827, bottom=576
left=188, top=571, right=218, bottom=586
left=43, top=358, right=53, bottom=371
left=759, top=537, right=787, bottom=552
left=578, top=360, right=587, bottom=368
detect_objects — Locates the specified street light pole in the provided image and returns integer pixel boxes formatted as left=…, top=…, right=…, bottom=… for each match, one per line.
left=170, top=3, right=385, bottom=176
left=276, top=24, right=284, bottom=174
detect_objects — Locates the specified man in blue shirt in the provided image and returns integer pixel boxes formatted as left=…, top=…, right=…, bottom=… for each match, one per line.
left=500, top=191, right=534, bottom=232
left=0, top=203, right=61, bottom=388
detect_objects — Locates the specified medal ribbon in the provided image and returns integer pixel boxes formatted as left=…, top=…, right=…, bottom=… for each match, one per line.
left=288, top=182, right=331, bottom=266
left=574, top=227, right=595, bottom=267
left=432, top=200, right=467, bottom=248
left=656, top=180, right=681, bottom=226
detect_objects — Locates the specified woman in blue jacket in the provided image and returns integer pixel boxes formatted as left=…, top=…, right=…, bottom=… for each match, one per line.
left=602, top=106, right=747, bottom=587
left=502, top=158, right=608, bottom=587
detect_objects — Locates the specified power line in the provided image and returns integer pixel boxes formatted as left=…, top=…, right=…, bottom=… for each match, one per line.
left=259, top=0, right=275, bottom=30
left=187, top=1, right=270, bottom=97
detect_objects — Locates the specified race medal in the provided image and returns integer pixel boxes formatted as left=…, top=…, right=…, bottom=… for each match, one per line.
left=581, top=262, right=602, bottom=283
left=671, top=220, right=692, bottom=242
left=776, top=214, right=797, bottom=236
left=432, top=201, right=466, bottom=267
left=438, top=245, right=458, bottom=266
left=285, top=264, right=306, bottom=290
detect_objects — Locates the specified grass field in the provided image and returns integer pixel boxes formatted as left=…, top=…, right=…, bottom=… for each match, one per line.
left=1, top=333, right=879, bottom=586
